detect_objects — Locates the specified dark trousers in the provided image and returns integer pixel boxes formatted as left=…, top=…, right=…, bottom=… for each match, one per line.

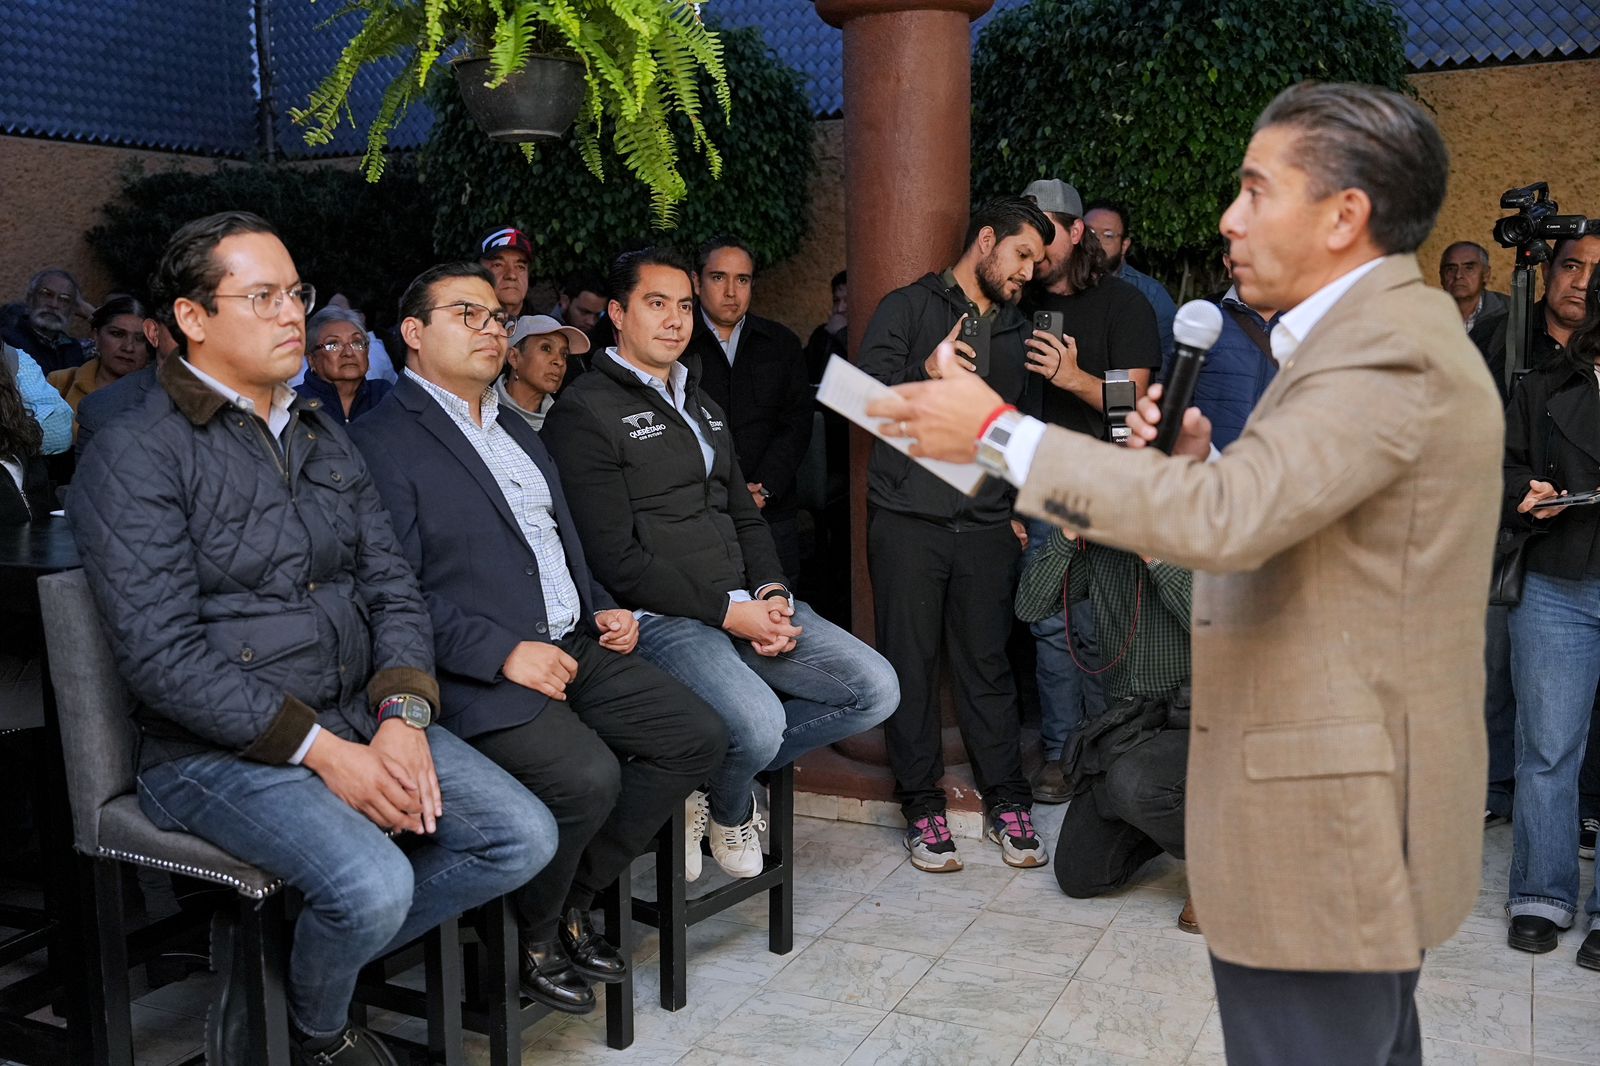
left=1582, top=691, right=1600, bottom=821
left=868, top=508, right=1030, bottom=817
left=1210, top=954, right=1421, bottom=1066
left=1056, top=729, right=1187, bottom=898
left=469, top=630, right=727, bottom=937
left=1485, top=605, right=1517, bottom=819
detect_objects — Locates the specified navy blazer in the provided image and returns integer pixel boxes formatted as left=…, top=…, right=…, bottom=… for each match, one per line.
left=349, top=376, right=616, bottom=739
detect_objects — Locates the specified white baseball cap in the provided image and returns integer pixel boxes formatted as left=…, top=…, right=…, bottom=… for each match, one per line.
left=508, top=314, right=590, bottom=354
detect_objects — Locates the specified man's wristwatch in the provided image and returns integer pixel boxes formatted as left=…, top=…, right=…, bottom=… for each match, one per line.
left=976, top=408, right=1027, bottom=480
left=377, top=693, right=433, bottom=730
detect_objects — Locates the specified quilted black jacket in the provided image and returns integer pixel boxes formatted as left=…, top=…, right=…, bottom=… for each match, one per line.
left=70, top=356, right=438, bottom=769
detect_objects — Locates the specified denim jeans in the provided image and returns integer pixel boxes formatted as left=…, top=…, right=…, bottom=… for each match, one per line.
left=1507, top=571, right=1600, bottom=929
left=637, top=600, right=899, bottom=825
left=1024, top=518, right=1105, bottom=762
left=138, top=727, right=555, bottom=1037
left=1484, top=605, right=1517, bottom=820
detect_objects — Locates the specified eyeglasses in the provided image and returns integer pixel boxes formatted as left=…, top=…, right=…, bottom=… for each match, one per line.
left=425, top=302, right=514, bottom=334
left=32, top=286, right=76, bottom=307
left=318, top=338, right=370, bottom=354
left=213, top=284, right=317, bottom=320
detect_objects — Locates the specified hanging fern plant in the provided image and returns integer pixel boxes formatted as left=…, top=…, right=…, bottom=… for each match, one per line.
left=291, top=0, right=730, bottom=224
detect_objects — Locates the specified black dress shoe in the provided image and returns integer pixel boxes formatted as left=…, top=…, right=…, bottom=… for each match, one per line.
left=560, top=906, right=628, bottom=984
left=1577, top=929, right=1600, bottom=971
left=520, top=938, right=596, bottom=1014
left=1507, top=914, right=1560, bottom=954
left=1031, top=762, right=1071, bottom=804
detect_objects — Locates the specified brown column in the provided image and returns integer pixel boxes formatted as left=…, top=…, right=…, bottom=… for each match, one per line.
left=797, top=0, right=995, bottom=807
left=815, top=0, right=992, bottom=643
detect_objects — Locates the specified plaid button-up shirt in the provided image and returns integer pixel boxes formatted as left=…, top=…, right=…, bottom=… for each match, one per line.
left=406, top=369, right=582, bottom=640
left=1015, top=529, right=1192, bottom=702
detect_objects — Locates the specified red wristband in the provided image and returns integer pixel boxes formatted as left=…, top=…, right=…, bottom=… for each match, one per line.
left=978, top=404, right=1018, bottom=440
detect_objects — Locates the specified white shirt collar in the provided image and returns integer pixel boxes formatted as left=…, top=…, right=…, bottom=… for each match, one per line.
left=1270, top=256, right=1388, bottom=365
left=700, top=309, right=745, bottom=364
left=405, top=366, right=497, bottom=427
left=185, top=358, right=297, bottom=437
left=606, top=347, right=687, bottom=397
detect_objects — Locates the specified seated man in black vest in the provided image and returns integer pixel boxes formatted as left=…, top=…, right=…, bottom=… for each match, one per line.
left=684, top=236, right=814, bottom=579
left=351, top=262, right=726, bottom=1015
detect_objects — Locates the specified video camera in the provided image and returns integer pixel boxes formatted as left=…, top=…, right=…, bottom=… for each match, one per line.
left=1492, top=182, right=1596, bottom=385
left=1493, top=183, right=1590, bottom=261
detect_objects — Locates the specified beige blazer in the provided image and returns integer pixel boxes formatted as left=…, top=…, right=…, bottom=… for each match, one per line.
left=1017, top=255, right=1502, bottom=971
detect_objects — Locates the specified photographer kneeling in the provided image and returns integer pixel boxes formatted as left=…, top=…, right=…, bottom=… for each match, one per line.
left=1016, top=529, right=1196, bottom=931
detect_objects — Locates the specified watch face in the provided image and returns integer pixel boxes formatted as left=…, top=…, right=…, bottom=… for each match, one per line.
left=402, top=699, right=430, bottom=726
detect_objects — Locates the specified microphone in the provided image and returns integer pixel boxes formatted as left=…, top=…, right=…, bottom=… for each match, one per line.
left=1154, top=300, right=1224, bottom=455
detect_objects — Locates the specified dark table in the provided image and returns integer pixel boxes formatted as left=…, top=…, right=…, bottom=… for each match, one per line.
left=0, top=514, right=87, bottom=1064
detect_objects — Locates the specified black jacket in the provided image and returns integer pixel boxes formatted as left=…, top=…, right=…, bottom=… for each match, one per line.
left=295, top=371, right=394, bottom=425
left=350, top=377, right=615, bottom=740
left=1503, top=358, right=1600, bottom=579
left=1472, top=299, right=1564, bottom=404
left=856, top=273, right=1039, bottom=526
left=685, top=311, right=814, bottom=514
left=69, top=357, right=438, bottom=769
left=0, top=453, right=52, bottom=524
left=542, top=349, right=786, bottom=626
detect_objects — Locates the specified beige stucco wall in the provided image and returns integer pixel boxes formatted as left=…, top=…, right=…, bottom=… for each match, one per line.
left=748, top=118, right=846, bottom=341
left=1413, top=58, right=1600, bottom=297
left=0, top=135, right=217, bottom=317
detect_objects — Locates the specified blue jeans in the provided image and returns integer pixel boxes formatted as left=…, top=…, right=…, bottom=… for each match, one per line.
left=138, top=727, right=555, bottom=1037
left=1024, top=518, right=1105, bottom=761
left=1507, top=571, right=1600, bottom=930
left=1484, top=605, right=1517, bottom=819
left=637, top=600, right=899, bottom=825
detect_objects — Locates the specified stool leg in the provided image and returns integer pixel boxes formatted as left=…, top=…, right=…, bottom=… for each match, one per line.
left=655, top=812, right=688, bottom=1011
left=239, top=894, right=291, bottom=1066
left=767, top=764, right=795, bottom=956
left=601, top=870, right=634, bottom=1050
left=483, top=895, right=519, bottom=1066
left=82, top=857, right=133, bottom=1066
left=425, top=916, right=465, bottom=1066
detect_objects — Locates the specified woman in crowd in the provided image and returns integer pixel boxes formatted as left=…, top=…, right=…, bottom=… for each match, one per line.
left=1503, top=268, right=1600, bottom=970
left=46, top=295, right=152, bottom=416
left=295, top=307, right=392, bottom=424
left=0, top=354, right=52, bottom=524
left=499, top=314, right=587, bottom=432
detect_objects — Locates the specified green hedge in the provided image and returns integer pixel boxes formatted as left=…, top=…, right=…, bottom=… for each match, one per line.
left=418, top=26, right=815, bottom=281
left=89, top=159, right=436, bottom=327
left=972, top=0, right=1413, bottom=293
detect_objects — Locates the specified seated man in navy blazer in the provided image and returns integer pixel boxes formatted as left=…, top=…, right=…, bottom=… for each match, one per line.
left=350, top=262, right=726, bottom=1015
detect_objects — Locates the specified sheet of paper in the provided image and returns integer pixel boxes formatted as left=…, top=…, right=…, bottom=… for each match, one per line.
left=817, top=355, right=986, bottom=495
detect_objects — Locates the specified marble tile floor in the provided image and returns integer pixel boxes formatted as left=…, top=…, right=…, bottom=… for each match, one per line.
left=6, top=817, right=1597, bottom=1065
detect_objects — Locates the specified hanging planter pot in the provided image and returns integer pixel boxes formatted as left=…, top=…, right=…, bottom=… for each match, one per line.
left=451, top=54, right=586, bottom=143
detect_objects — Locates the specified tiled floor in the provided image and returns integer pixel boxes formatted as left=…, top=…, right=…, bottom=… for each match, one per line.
left=19, top=812, right=1600, bottom=1065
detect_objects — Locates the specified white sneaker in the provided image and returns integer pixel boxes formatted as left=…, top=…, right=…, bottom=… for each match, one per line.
left=708, top=794, right=767, bottom=879
left=685, top=791, right=709, bottom=882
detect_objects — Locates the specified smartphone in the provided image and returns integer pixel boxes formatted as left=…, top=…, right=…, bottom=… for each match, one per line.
left=1033, top=310, right=1066, bottom=339
left=960, top=316, right=991, bottom=376
left=1534, top=488, right=1600, bottom=509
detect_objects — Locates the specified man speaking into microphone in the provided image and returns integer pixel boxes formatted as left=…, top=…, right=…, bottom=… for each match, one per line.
left=869, top=82, right=1501, bottom=1065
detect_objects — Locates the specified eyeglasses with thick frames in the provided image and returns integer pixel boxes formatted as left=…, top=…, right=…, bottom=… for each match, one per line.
left=317, top=338, right=370, bottom=354
left=425, top=302, right=514, bottom=334
left=213, top=284, right=318, bottom=320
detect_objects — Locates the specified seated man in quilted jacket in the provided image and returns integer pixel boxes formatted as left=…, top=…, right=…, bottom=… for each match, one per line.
left=70, top=211, right=555, bottom=1066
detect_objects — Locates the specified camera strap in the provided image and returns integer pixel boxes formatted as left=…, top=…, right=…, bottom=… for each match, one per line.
left=1061, top=541, right=1143, bottom=677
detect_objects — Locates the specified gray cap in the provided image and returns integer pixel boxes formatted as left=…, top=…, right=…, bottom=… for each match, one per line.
left=1022, top=178, right=1084, bottom=219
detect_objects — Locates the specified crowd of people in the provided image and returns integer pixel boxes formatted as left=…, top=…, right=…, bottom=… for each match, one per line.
left=2, top=78, right=1598, bottom=1066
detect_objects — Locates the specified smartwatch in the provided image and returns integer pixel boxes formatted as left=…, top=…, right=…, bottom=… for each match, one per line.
left=377, top=693, right=433, bottom=730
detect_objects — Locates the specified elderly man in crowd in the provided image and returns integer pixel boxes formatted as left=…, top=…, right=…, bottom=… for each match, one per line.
left=1440, top=240, right=1507, bottom=332
left=1, top=268, right=91, bottom=375
left=480, top=226, right=536, bottom=319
